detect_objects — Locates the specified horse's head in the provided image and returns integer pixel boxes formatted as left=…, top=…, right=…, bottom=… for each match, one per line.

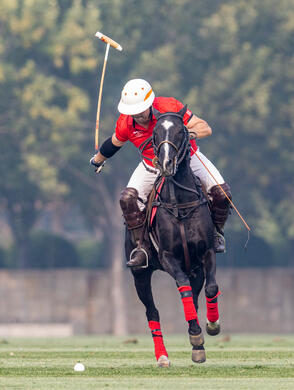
left=152, top=105, right=190, bottom=177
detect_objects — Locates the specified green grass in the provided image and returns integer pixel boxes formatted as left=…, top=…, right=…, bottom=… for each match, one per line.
left=0, top=334, right=293, bottom=389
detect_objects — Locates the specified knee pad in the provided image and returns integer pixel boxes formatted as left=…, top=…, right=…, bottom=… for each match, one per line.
left=120, top=187, right=145, bottom=229
left=210, top=183, right=232, bottom=207
left=120, top=187, right=139, bottom=212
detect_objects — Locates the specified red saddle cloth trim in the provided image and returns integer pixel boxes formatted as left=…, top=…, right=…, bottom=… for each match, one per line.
left=150, top=177, right=165, bottom=225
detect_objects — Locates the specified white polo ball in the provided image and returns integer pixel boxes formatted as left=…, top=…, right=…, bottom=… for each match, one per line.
left=74, top=363, right=85, bottom=372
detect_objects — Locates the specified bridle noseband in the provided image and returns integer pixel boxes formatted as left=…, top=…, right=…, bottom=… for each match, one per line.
left=156, top=139, right=179, bottom=154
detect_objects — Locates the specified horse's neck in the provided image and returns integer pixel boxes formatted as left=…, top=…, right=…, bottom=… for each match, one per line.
left=162, top=157, right=199, bottom=203
left=174, top=157, right=194, bottom=183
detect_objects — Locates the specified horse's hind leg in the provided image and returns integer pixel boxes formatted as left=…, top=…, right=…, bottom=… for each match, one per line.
left=161, top=251, right=205, bottom=363
left=203, top=249, right=221, bottom=336
left=132, top=268, right=170, bottom=367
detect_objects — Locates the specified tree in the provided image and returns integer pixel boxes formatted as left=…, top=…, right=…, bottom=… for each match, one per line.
left=0, top=0, right=99, bottom=265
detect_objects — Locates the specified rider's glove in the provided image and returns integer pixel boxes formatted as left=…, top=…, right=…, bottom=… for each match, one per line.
left=90, top=156, right=105, bottom=173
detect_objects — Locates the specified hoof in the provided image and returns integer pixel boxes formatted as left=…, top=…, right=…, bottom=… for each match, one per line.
left=192, top=347, right=206, bottom=363
left=206, top=319, right=220, bottom=336
left=157, top=355, right=170, bottom=367
left=189, top=331, right=204, bottom=347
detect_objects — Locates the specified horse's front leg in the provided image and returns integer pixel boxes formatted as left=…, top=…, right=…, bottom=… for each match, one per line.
left=161, top=250, right=206, bottom=363
left=132, top=267, right=170, bottom=367
left=190, top=266, right=205, bottom=313
left=203, top=248, right=221, bottom=336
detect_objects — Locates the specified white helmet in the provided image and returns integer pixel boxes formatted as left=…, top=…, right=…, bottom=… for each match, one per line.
left=118, top=79, right=155, bottom=115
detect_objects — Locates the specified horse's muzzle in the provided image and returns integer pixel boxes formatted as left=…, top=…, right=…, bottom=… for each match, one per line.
left=162, top=157, right=176, bottom=177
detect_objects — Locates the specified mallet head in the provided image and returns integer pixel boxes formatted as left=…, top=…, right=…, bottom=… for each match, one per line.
left=95, top=31, right=123, bottom=51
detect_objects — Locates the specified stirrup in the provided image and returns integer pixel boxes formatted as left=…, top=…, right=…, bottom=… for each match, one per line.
left=128, top=247, right=149, bottom=268
left=214, top=231, right=226, bottom=253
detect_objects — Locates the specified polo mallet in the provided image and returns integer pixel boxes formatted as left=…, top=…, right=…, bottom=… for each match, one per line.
left=94, top=31, right=123, bottom=152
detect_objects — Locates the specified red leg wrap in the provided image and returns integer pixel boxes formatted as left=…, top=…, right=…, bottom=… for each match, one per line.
left=148, top=321, right=168, bottom=360
left=206, top=291, right=221, bottom=323
left=178, top=286, right=198, bottom=323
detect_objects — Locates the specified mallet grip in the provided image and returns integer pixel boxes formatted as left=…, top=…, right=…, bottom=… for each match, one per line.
left=95, top=31, right=123, bottom=51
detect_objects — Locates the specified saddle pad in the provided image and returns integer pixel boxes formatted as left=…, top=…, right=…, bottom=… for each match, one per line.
left=150, top=177, right=165, bottom=225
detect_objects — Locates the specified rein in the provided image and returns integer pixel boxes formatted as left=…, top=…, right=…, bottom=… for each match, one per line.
left=171, top=177, right=201, bottom=196
left=137, top=136, right=158, bottom=174
left=153, top=177, right=206, bottom=220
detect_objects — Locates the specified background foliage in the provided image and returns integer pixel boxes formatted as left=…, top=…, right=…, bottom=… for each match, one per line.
left=0, top=0, right=293, bottom=267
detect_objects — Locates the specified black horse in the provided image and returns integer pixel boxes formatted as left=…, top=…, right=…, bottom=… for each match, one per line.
left=121, top=106, right=220, bottom=367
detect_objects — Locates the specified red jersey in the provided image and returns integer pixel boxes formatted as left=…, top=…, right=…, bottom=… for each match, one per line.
left=115, top=96, right=198, bottom=167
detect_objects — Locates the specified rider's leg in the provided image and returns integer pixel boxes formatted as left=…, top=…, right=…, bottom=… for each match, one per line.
left=209, top=182, right=232, bottom=253
left=190, top=151, right=231, bottom=253
left=120, top=187, right=147, bottom=267
left=127, top=162, right=159, bottom=210
left=120, top=163, right=158, bottom=267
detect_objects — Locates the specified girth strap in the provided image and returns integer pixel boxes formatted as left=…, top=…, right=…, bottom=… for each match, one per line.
left=179, top=221, right=191, bottom=274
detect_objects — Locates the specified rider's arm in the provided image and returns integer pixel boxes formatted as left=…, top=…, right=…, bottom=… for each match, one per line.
left=186, top=115, right=212, bottom=139
left=93, top=133, right=126, bottom=164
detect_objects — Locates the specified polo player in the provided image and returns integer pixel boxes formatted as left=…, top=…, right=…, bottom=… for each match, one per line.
left=91, top=79, right=232, bottom=266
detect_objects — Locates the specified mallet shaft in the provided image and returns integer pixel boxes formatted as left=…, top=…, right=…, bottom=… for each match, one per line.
left=94, top=31, right=122, bottom=152
left=95, top=43, right=110, bottom=151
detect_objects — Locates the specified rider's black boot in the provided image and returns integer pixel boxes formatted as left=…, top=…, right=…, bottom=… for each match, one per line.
left=126, top=246, right=148, bottom=267
left=214, top=229, right=226, bottom=253
left=209, top=183, right=232, bottom=254
left=120, top=187, right=148, bottom=268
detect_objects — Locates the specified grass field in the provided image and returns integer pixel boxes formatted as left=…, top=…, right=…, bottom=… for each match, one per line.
left=0, top=334, right=294, bottom=389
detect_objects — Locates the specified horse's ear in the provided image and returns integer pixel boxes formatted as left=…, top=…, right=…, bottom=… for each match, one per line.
left=178, top=104, right=187, bottom=118
left=152, top=107, right=162, bottom=120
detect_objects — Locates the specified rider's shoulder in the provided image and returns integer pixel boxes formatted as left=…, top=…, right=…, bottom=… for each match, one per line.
left=153, top=96, right=184, bottom=113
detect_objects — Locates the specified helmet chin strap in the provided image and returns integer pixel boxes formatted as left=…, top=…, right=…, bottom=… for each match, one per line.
left=149, top=107, right=153, bottom=119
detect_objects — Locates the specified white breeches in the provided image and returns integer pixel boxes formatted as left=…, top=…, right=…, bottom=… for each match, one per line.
left=127, top=151, right=225, bottom=210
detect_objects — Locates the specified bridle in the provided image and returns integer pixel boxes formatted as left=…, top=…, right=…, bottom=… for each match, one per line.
left=152, top=112, right=190, bottom=173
